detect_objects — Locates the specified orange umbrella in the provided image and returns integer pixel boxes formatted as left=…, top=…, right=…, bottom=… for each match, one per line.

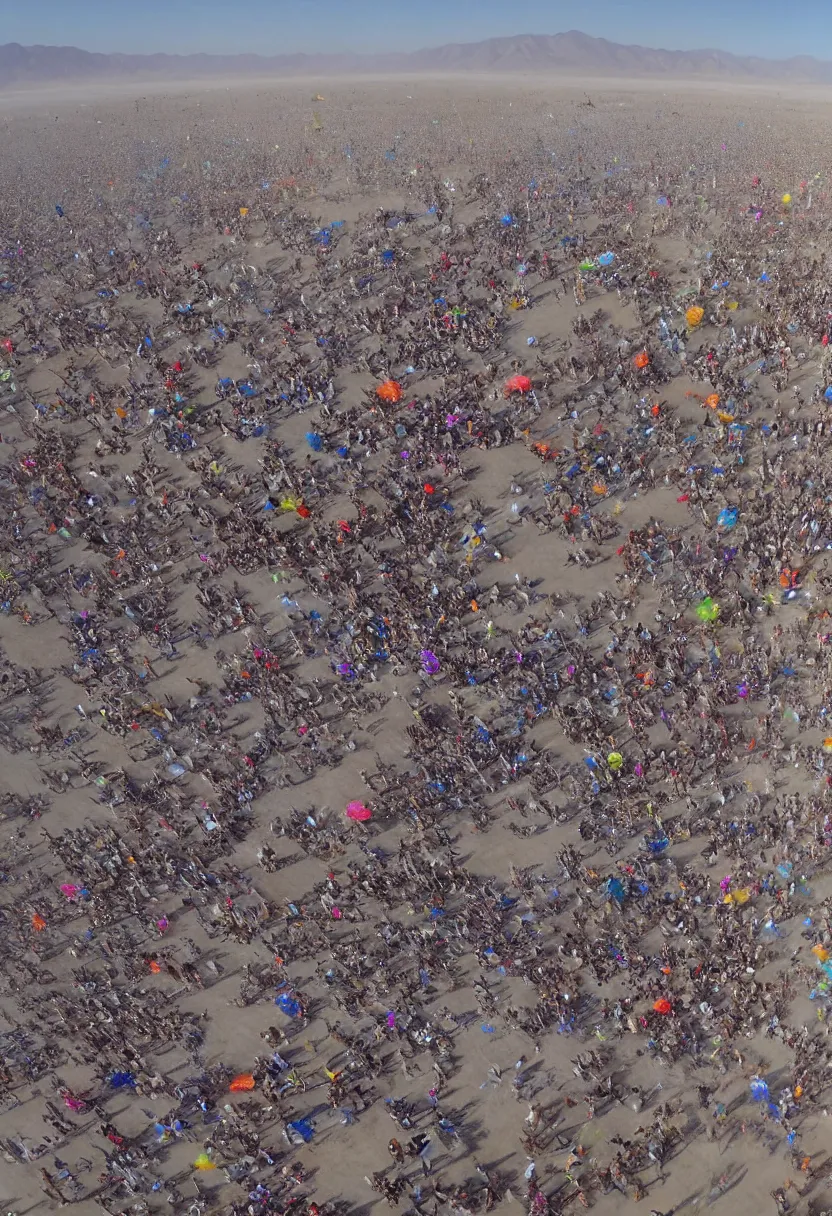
left=504, top=374, right=532, bottom=396
left=32, top=913, right=46, bottom=931
left=653, top=998, right=672, bottom=1015
left=229, top=1073, right=256, bottom=1092
left=633, top=351, right=650, bottom=370
left=376, top=380, right=402, bottom=404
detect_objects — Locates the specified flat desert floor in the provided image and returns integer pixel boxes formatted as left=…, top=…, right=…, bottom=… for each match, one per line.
left=0, top=72, right=831, bottom=1216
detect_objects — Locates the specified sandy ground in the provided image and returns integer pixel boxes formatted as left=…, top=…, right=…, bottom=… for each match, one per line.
left=0, top=73, right=831, bottom=1216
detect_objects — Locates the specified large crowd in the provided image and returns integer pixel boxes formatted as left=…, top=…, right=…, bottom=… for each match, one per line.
left=1, top=78, right=832, bottom=1216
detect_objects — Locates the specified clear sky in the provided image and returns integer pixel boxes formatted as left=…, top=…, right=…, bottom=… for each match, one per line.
left=5, top=0, right=832, bottom=60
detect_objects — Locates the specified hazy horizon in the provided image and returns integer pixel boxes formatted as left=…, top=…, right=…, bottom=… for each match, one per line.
left=4, top=0, right=832, bottom=60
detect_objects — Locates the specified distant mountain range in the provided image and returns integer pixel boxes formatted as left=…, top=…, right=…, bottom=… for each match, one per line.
left=2, top=30, right=831, bottom=87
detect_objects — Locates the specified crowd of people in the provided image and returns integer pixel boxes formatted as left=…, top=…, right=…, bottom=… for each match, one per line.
left=1, top=77, right=832, bottom=1216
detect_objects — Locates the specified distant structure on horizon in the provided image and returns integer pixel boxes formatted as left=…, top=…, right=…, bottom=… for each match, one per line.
left=2, top=30, right=831, bottom=88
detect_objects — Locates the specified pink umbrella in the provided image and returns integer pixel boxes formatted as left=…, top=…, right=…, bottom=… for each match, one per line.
left=345, top=800, right=372, bottom=822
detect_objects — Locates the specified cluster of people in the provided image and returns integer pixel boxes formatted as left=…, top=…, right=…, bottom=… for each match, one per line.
left=2, top=78, right=832, bottom=1216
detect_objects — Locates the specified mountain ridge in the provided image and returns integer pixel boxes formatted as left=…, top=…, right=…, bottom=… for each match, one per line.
left=2, top=31, right=831, bottom=87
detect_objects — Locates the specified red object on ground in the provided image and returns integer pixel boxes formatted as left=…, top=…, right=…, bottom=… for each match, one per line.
left=504, top=374, right=532, bottom=396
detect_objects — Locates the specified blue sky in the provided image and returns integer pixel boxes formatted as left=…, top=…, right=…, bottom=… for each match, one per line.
left=6, top=0, right=832, bottom=59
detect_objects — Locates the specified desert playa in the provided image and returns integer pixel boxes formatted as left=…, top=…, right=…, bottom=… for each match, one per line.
left=1, top=60, right=832, bottom=1216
